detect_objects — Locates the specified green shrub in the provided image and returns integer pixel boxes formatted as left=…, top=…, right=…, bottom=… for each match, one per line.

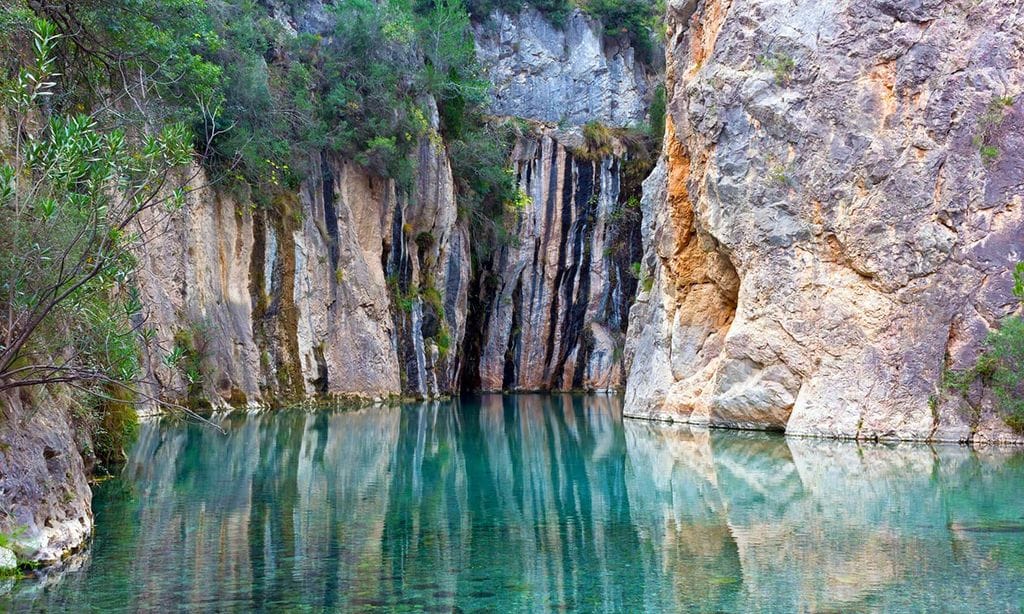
left=168, top=322, right=211, bottom=407
left=984, top=315, right=1024, bottom=430
left=759, top=53, right=796, bottom=85
left=0, top=16, right=192, bottom=422
left=768, top=164, right=790, bottom=186
left=449, top=119, right=522, bottom=255
left=435, top=325, right=453, bottom=358
left=980, top=145, right=1000, bottom=165
left=579, top=121, right=617, bottom=160
left=946, top=263, right=1024, bottom=431
left=971, top=96, right=1014, bottom=167
left=421, top=284, right=446, bottom=319
left=578, top=0, right=659, bottom=64
left=91, top=386, right=140, bottom=470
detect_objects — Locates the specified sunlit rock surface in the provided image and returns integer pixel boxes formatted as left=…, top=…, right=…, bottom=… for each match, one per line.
left=625, top=0, right=1024, bottom=442
left=473, top=7, right=655, bottom=126
left=136, top=123, right=468, bottom=404
left=133, top=5, right=657, bottom=403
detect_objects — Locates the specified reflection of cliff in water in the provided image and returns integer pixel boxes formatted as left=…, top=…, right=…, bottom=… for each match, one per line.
left=625, top=422, right=1024, bottom=612
left=379, top=394, right=646, bottom=610
left=9, top=396, right=1024, bottom=611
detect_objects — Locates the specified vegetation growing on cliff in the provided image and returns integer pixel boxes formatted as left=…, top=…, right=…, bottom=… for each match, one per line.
left=0, top=18, right=193, bottom=393
left=0, top=0, right=659, bottom=422
left=6, top=0, right=659, bottom=248
left=973, top=94, right=1014, bottom=165
left=945, top=263, right=1024, bottom=432
left=6, top=0, right=516, bottom=214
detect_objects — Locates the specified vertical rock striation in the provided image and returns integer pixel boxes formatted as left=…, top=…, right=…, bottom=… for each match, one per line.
left=133, top=6, right=660, bottom=405
left=626, top=0, right=1024, bottom=442
left=136, top=121, right=468, bottom=405
left=465, top=6, right=658, bottom=392
left=387, top=120, right=471, bottom=397
left=475, top=129, right=643, bottom=391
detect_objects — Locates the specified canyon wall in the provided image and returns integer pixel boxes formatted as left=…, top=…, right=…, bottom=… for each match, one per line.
left=473, top=129, right=642, bottom=391
left=135, top=117, right=468, bottom=407
left=134, top=6, right=655, bottom=406
left=0, top=390, right=92, bottom=565
left=473, top=7, right=653, bottom=126
left=625, top=0, right=1024, bottom=442
left=1, top=4, right=654, bottom=564
left=466, top=8, right=656, bottom=392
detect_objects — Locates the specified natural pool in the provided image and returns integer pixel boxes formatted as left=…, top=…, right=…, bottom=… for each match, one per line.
left=4, top=394, right=1024, bottom=612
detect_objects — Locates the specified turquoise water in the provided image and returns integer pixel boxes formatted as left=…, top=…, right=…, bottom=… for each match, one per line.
left=4, top=394, right=1024, bottom=612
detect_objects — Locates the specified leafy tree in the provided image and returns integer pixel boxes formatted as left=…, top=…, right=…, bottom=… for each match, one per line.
left=416, top=0, right=490, bottom=139
left=0, top=18, right=193, bottom=399
left=199, top=0, right=313, bottom=197
left=20, top=0, right=221, bottom=124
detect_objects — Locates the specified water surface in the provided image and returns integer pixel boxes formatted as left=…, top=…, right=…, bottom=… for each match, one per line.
left=5, top=394, right=1024, bottom=612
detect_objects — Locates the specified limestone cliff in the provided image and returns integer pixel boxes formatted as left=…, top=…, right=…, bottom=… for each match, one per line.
left=132, top=5, right=657, bottom=405
left=473, top=7, right=655, bottom=126
left=625, top=0, right=1024, bottom=442
left=464, top=7, right=657, bottom=392
left=135, top=124, right=467, bottom=406
left=0, top=390, right=92, bottom=565
left=471, top=127, right=643, bottom=391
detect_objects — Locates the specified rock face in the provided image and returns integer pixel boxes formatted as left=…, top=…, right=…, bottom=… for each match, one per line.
left=133, top=6, right=658, bottom=404
left=471, top=128, right=643, bottom=391
left=134, top=6, right=655, bottom=404
left=0, top=390, right=93, bottom=563
left=136, top=127, right=468, bottom=405
left=0, top=547, right=15, bottom=572
left=473, top=7, right=655, bottom=126
left=625, top=0, right=1024, bottom=442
